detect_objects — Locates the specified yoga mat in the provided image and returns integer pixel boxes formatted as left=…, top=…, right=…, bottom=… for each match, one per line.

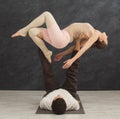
left=36, top=97, right=85, bottom=114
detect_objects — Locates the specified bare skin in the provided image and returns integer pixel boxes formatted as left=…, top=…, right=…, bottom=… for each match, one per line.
left=11, top=23, right=108, bottom=69
left=39, top=23, right=108, bottom=69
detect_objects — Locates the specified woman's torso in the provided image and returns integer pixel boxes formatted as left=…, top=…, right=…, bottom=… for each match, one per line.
left=64, top=23, right=95, bottom=43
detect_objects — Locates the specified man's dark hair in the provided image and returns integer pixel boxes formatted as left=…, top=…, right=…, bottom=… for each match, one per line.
left=51, top=98, right=67, bottom=115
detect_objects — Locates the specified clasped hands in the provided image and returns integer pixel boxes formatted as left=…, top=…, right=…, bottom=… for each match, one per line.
left=54, top=52, right=74, bottom=69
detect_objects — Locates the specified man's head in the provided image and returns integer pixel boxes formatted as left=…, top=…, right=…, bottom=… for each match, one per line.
left=51, top=95, right=67, bottom=115
left=93, top=32, right=108, bottom=49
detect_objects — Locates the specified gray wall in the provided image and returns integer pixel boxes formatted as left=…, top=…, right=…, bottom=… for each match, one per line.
left=0, top=0, right=120, bottom=90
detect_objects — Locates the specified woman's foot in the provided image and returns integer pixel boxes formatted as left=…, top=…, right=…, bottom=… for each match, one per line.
left=45, top=51, right=52, bottom=63
left=11, top=31, right=21, bottom=38
left=11, top=29, right=27, bottom=38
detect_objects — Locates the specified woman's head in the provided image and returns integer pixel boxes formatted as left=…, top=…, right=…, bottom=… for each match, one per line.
left=93, top=32, right=108, bottom=49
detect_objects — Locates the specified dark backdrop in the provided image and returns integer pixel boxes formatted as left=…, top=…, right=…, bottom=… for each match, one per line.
left=0, top=0, right=120, bottom=90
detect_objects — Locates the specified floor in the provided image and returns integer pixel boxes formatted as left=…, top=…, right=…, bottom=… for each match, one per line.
left=0, top=91, right=120, bottom=119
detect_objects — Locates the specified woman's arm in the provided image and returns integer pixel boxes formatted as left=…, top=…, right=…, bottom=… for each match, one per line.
left=72, top=35, right=98, bottom=61
left=62, top=34, right=98, bottom=69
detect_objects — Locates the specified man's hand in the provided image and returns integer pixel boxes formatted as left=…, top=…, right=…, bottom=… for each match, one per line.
left=54, top=52, right=64, bottom=61
left=62, top=58, right=74, bottom=69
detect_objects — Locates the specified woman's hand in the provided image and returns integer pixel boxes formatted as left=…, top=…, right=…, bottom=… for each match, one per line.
left=62, top=58, right=74, bottom=69
left=54, top=52, right=64, bottom=61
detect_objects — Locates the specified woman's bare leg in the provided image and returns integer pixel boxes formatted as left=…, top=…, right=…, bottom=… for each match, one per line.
left=11, top=11, right=58, bottom=38
left=28, top=28, right=52, bottom=63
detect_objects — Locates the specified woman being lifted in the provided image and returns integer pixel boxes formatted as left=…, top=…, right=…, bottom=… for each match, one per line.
left=11, top=11, right=108, bottom=69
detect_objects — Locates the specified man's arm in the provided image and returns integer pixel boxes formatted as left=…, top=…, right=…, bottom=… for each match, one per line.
left=62, top=45, right=75, bottom=56
left=40, top=97, right=52, bottom=110
left=54, top=45, right=75, bottom=61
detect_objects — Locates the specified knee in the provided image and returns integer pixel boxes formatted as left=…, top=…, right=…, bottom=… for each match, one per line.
left=28, top=28, right=41, bottom=38
left=43, top=11, right=52, bottom=17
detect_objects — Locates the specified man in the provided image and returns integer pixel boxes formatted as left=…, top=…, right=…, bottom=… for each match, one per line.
left=38, top=47, right=80, bottom=115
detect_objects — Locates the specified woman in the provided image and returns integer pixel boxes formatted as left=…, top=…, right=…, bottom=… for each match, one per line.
left=11, top=11, right=108, bottom=69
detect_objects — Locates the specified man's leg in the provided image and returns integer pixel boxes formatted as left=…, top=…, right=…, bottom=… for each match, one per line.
left=61, top=40, right=80, bottom=100
left=61, top=50, right=79, bottom=93
left=38, top=49, right=59, bottom=94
